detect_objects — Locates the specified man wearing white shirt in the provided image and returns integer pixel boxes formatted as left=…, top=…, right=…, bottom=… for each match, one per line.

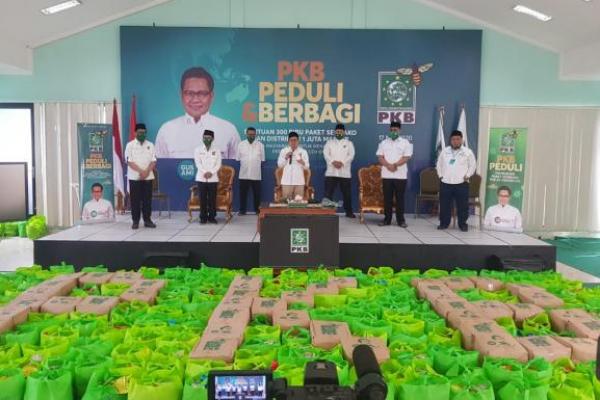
left=484, top=186, right=523, bottom=233
left=125, top=123, right=157, bottom=230
left=376, top=121, right=413, bottom=227
left=236, top=127, right=265, bottom=215
left=277, top=131, right=310, bottom=201
left=194, top=130, right=222, bottom=224
left=436, top=130, right=477, bottom=232
left=155, top=67, right=241, bottom=159
left=323, top=123, right=356, bottom=218
left=81, top=183, right=114, bottom=223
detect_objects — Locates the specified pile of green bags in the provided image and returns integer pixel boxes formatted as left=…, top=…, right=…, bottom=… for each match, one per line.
left=0, top=216, right=47, bottom=240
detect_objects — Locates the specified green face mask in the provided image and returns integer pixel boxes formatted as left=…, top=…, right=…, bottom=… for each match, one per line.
left=388, top=131, right=399, bottom=140
left=203, top=138, right=213, bottom=147
left=335, top=133, right=344, bottom=140
left=136, top=132, right=146, bottom=143
left=247, top=136, right=256, bottom=144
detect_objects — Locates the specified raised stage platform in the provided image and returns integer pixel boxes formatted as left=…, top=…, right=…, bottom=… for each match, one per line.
left=34, top=212, right=555, bottom=270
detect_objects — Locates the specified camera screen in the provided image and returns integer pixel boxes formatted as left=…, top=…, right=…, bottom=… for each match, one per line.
left=213, top=375, right=268, bottom=400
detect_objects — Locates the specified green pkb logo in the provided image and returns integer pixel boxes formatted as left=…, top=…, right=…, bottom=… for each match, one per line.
left=290, top=228, right=309, bottom=254
left=177, top=159, right=197, bottom=181
left=377, top=72, right=416, bottom=125
left=88, top=130, right=108, bottom=152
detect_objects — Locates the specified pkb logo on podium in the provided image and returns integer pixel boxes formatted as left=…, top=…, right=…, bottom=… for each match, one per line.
left=377, top=72, right=416, bottom=125
left=290, top=228, right=309, bottom=254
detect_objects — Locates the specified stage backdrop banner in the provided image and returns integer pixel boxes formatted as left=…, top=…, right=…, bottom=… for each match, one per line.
left=121, top=27, right=482, bottom=211
left=77, top=123, right=115, bottom=222
left=484, top=128, right=528, bottom=213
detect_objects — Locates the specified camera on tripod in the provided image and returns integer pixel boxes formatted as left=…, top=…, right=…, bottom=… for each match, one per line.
left=207, top=344, right=387, bottom=400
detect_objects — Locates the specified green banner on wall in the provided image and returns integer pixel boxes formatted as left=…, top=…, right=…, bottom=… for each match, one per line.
left=484, top=128, right=527, bottom=213
left=77, top=123, right=115, bottom=223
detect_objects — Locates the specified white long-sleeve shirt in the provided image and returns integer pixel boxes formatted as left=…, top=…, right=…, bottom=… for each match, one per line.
left=81, top=198, right=114, bottom=222
left=194, top=143, right=222, bottom=183
left=376, top=137, right=413, bottom=179
left=323, top=138, right=355, bottom=178
left=125, top=139, right=156, bottom=181
left=236, top=140, right=265, bottom=181
left=484, top=204, right=523, bottom=233
left=156, top=113, right=240, bottom=159
left=277, top=146, right=310, bottom=186
left=436, top=145, right=477, bottom=184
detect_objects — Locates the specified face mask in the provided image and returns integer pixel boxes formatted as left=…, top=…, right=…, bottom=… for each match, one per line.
left=203, top=138, right=213, bottom=147
left=388, top=131, right=399, bottom=140
left=335, top=133, right=344, bottom=140
left=247, top=136, right=256, bottom=144
left=136, top=133, right=146, bottom=143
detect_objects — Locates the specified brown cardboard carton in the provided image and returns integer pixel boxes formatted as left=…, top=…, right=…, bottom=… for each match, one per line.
left=567, top=318, right=600, bottom=340
left=460, top=319, right=505, bottom=350
left=415, top=280, right=453, bottom=299
left=329, top=277, right=358, bottom=290
left=472, top=301, right=514, bottom=320
left=202, top=323, right=246, bottom=346
left=218, top=296, right=254, bottom=311
left=554, top=336, right=597, bottom=363
left=0, top=317, right=13, bottom=334
left=341, top=336, right=390, bottom=364
left=446, top=309, right=487, bottom=331
left=120, top=287, right=157, bottom=304
left=133, top=279, right=167, bottom=292
left=506, top=283, right=540, bottom=297
left=225, top=288, right=260, bottom=302
left=0, top=305, right=28, bottom=325
left=432, top=298, right=478, bottom=319
left=273, top=309, right=310, bottom=330
left=506, top=303, right=544, bottom=326
left=442, top=277, right=475, bottom=291
left=423, top=291, right=462, bottom=304
left=517, top=336, right=571, bottom=362
left=189, top=337, right=238, bottom=363
left=39, top=274, right=80, bottom=295
left=307, top=282, right=339, bottom=295
left=110, top=271, right=143, bottom=285
left=518, top=289, right=564, bottom=309
left=9, top=297, right=46, bottom=313
left=469, top=277, right=504, bottom=292
left=230, top=275, right=263, bottom=292
left=79, top=272, right=115, bottom=286
left=41, top=296, right=82, bottom=314
left=209, top=307, right=251, bottom=327
left=251, top=298, right=287, bottom=320
left=76, top=296, right=119, bottom=315
left=281, top=291, right=314, bottom=308
left=473, top=331, right=528, bottom=362
left=310, top=320, right=351, bottom=349
left=549, top=309, right=592, bottom=333
left=19, top=285, right=62, bottom=302
left=411, top=278, right=443, bottom=289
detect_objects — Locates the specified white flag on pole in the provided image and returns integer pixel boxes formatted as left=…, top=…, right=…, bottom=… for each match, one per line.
left=436, top=107, right=446, bottom=157
left=457, top=105, right=468, bottom=148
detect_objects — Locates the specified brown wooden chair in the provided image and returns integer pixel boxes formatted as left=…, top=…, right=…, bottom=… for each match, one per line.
left=358, top=164, right=385, bottom=223
left=414, top=167, right=440, bottom=218
left=273, top=167, right=314, bottom=203
left=187, top=165, right=235, bottom=222
left=151, top=168, right=171, bottom=218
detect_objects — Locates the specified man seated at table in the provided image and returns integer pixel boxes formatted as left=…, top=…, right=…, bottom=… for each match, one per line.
left=483, top=186, right=523, bottom=233
left=277, top=131, right=310, bottom=201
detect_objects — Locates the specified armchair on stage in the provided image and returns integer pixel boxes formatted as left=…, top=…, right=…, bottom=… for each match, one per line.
left=273, top=167, right=314, bottom=202
left=187, top=165, right=235, bottom=222
left=358, top=164, right=386, bottom=223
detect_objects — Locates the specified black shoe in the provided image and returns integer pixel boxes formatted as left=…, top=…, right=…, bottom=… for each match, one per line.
left=459, top=225, right=469, bottom=232
left=208, top=218, right=218, bottom=224
left=239, top=211, right=246, bottom=216
left=346, top=213, right=356, bottom=219
left=398, top=222, right=408, bottom=228
left=378, top=220, right=391, bottom=227
left=200, top=219, right=207, bottom=225
left=131, top=222, right=139, bottom=230
left=437, top=225, right=448, bottom=230
left=144, top=220, right=156, bottom=228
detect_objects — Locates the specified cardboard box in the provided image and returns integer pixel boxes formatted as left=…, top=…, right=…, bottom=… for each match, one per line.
left=218, top=296, right=254, bottom=311
left=517, top=288, right=564, bottom=309
left=41, top=296, right=82, bottom=314
left=567, top=318, right=600, bottom=340
left=517, top=336, right=571, bottom=362
left=469, top=277, right=504, bottom=292
left=506, top=283, right=540, bottom=297
left=40, top=274, right=80, bottom=295
left=189, top=337, right=238, bottom=363
left=202, top=324, right=246, bottom=346
left=229, top=275, right=263, bottom=292
left=341, top=336, right=390, bottom=364
left=281, top=291, right=314, bottom=308
left=446, top=309, right=487, bottom=331
left=411, top=278, right=443, bottom=289
left=549, top=309, right=592, bottom=333
left=415, top=281, right=453, bottom=300
left=0, top=304, right=28, bottom=325
left=472, top=301, right=514, bottom=320
left=432, top=298, right=479, bottom=319
left=307, top=282, right=339, bottom=295
left=133, top=279, right=167, bottom=292
left=9, top=297, right=46, bottom=313
left=310, top=320, right=351, bottom=349
left=506, top=303, right=545, bottom=326
left=0, top=317, right=13, bottom=334
left=209, top=307, right=251, bottom=327
left=473, top=330, right=528, bottom=362
left=459, top=319, right=505, bottom=350
left=251, top=298, right=287, bottom=320
left=225, top=288, right=260, bottom=302
left=273, top=309, right=310, bottom=331
left=424, top=291, right=462, bottom=305
left=110, top=271, right=143, bottom=285
left=76, top=296, right=119, bottom=315
left=329, top=277, right=357, bottom=290
left=19, top=285, right=62, bottom=303
left=442, top=277, right=475, bottom=291
left=79, top=272, right=115, bottom=286
left=120, top=287, right=157, bottom=304
left=554, top=336, right=597, bottom=363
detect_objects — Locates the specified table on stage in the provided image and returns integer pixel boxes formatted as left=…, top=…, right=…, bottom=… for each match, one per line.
left=258, top=203, right=339, bottom=266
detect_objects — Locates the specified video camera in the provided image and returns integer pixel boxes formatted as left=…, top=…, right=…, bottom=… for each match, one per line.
left=208, top=344, right=387, bottom=400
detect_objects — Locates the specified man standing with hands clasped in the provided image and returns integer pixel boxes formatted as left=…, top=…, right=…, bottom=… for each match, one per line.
left=236, top=127, right=265, bottom=215
left=376, top=121, right=413, bottom=227
left=323, top=123, right=356, bottom=218
left=436, top=130, right=477, bottom=232
left=194, top=129, right=222, bottom=224
left=125, top=123, right=157, bottom=230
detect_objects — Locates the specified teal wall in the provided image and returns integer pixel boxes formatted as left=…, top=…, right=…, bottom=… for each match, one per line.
left=0, top=0, right=599, bottom=105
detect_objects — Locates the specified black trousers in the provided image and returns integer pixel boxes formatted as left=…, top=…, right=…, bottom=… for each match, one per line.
left=129, top=179, right=153, bottom=223
left=439, top=182, right=469, bottom=228
left=239, top=179, right=261, bottom=213
left=324, top=177, right=353, bottom=215
left=198, top=182, right=218, bottom=220
left=382, top=179, right=407, bottom=223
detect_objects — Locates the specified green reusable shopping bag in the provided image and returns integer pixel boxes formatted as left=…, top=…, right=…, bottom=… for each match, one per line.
left=24, top=368, right=74, bottom=400
left=482, top=358, right=523, bottom=391
left=367, top=267, right=395, bottom=279
left=479, top=290, right=518, bottom=303
left=0, top=368, right=26, bottom=400
left=423, top=268, right=449, bottom=278
left=0, top=343, right=22, bottom=364
left=128, top=370, right=183, bottom=400
left=334, top=267, right=363, bottom=277
left=450, top=268, right=478, bottom=277
left=548, top=371, right=595, bottom=400
left=234, top=346, right=278, bottom=370
left=449, top=373, right=494, bottom=400
left=248, top=267, right=273, bottom=278
left=495, top=317, right=517, bottom=336
left=524, top=357, right=552, bottom=387
left=5, top=324, right=41, bottom=346
left=415, top=310, right=447, bottom=333
left=73, top=354, right=112, bottom=399
left=427, top=326, right=462, bottom=348
left=274, top=363, right=305, bottom=386
left=100, top=283, right=130, bottom=297
left=522, top=313, right=552, bottom=336
left=40, top=325, right=79, bottom=347
left=314, top=294, right=347, bottom=308
left=497, top=380, right=548, bottom=400
left=457, top=289, right=484, bottom=302
left=81, top=367, right=127, bottom=400
left=282, top=326, right=311, bottom=346
left=350, top=319, right=392, bottom=343
left=185, top=359, right=231, bottom=381
left=48, top=263, right=75, bottom=274
left=339, top=287, right=369, bottom=299
left=139, top=267, right=160, bottom=279
left=385, top=313, right=426, bottom=337
left=399, top=373, right=450, bottom=400
left=81, top=266, right=108, bottom=273
left=380, top=359, right=408, bottom=389
left=3, top=222, right=19, bottom=237
left=428, top=346, right=479, bottom=376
